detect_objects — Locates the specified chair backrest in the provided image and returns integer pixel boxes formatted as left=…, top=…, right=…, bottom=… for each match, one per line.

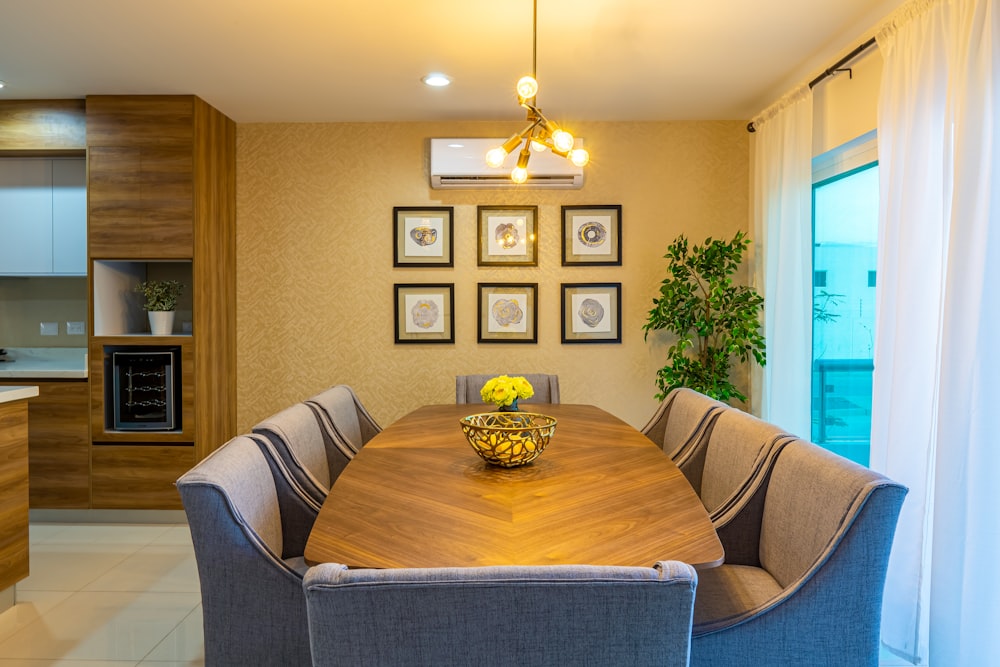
left=253, top=402, right=345, bottom=504
left=641, top=387, right=727, bottom=459
left=677, top=407, right=790, bottom=516
left=304, top=384, right=381, bottom=453
left=758, top=439, right=906, bottom=589
left=456, top=373, right=561, bottom=404
left=693, top=438, right=908, bottom=665
left=304, top=560, right=697, bottom=667
left=176, top=434, right=316, bottom=667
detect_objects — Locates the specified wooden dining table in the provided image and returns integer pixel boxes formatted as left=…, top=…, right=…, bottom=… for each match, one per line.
left=304, top=403, right=724, bottom=570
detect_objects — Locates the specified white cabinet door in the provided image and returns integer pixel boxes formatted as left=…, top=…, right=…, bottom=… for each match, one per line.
left=0, top=158, right=54, bottom=274
left=52, top=158, right=87, bottom=275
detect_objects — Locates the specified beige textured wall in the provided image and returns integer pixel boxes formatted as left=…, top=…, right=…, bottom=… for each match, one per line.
left=236, top=120, right=749, bottom=432
left=813, top=49, right=882, bottom=156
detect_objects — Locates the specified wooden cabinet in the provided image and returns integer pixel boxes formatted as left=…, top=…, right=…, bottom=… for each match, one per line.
left=88, top=146, right=193, bottom=258
left=86, top=95, right=236, bottom=509
left=0, top=380, right=90, bottom=509
left=0, top=396, right=31, bottom=591
left=86, top=96, right=197, bottom=259
left=91, top=444, right=194, bottom=510
left=0, top=99, right=86, bottom=152
left=0, top=157, right=86, bottom=275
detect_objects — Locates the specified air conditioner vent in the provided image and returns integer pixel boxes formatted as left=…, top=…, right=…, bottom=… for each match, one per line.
left=430, top=138, right=584, bottom=189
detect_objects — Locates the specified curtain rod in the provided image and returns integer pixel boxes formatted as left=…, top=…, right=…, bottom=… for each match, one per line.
left=746, top=36, right=877, bottom=133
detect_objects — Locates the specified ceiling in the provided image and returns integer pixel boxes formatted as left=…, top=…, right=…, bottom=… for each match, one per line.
left=0, top=0, right=904, bottom=124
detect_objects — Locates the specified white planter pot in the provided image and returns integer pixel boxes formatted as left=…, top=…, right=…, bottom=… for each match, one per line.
left=148, top=311, right=175, bottom=336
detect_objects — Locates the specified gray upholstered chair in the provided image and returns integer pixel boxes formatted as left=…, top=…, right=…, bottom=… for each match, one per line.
left=690, top=439, right=908, bottom=667
left=176, top=434, right=319, bottom=667
left=253, top=401, right=349, bottom=505
left=304, top=384, right=381, bottom=455
left=304, top=560, right=698, bottom=667
left=456, top=373, right=561, bottom=404
left=641, top=387, right=728, bottom=459
left=675, top=406, right=791, bottom=519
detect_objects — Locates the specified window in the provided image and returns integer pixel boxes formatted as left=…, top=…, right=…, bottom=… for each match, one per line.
left=811, top=132, right=878, bottom=466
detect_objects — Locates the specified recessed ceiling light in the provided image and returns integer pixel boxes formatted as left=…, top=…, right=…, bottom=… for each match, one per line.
left=422, top=73, right=452, bottom=87
left=0, top=81, right=5, bottom=89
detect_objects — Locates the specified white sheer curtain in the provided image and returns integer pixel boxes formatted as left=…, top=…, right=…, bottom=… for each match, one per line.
left=872, top=0, right=999, bottom=663
left=751, top=87, right=813, bottom=438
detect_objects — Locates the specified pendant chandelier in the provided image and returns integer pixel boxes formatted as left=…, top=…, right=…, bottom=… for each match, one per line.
left=485, top=0, right=590, bottom=184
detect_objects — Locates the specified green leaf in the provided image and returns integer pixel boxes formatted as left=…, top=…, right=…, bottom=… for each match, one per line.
left=642, top=231, right=766, bottom=404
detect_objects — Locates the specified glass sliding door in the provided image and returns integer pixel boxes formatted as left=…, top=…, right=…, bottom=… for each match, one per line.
left=811, top=157, right=878, bottom=465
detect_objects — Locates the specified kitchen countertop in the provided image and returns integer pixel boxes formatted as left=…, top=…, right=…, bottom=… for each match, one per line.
left=0, top=386, right=40, bottom=404
left=0, top=348, right=88, bottom=379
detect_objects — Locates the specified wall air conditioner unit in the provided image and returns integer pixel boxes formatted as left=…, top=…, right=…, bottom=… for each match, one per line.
left=430, top=138, right=584, bottom=189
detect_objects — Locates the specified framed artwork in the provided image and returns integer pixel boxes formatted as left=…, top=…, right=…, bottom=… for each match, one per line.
left=478, top=282, right=538, bottom=343
left=561, top=283, right=622, bottom=344
left=394, top=283, right=454, bottom=344
left=561, top=205, right=622, bottom=266
left=477, top=205, right=538, bottom=266
left=393, top=206, right=454, bottom=267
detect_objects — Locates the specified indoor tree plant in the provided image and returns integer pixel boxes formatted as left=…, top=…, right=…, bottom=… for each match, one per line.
left=134, top=279, right=183, bottom=335
left=643, top=231, right=765, bottom=403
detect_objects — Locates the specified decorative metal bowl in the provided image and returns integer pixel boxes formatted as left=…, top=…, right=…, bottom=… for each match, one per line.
left=459, top=412, right=558, bottom=467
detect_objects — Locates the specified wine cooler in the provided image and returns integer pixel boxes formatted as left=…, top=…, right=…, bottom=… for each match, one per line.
left=105, top=346, right=181, bottom=431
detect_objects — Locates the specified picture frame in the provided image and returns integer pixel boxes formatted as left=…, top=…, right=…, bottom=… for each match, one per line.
left=394, top=283, right=455, bottom=344
left=561, top=205, right=622, bottom=266
left=561, top=283, right=622, bottom=344
left=477, top=205, right=538, bottom=266
left=393, top=206, right=454, bottom=267
left=478, top=282, right=538, bottom=343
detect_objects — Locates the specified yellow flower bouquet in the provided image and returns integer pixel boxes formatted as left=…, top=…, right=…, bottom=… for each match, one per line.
left=480, top=375, right=534, bottom=411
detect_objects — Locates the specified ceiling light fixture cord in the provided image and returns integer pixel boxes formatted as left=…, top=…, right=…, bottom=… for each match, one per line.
left=532, top=0, right=537, bottom=80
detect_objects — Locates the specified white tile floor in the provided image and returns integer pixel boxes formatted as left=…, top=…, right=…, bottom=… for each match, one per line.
left=0, top=521, right=920, bottom=666
left=0, top=521, right=203, bottom=666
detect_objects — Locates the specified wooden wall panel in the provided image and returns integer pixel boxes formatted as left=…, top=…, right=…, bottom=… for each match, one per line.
left=0, top=381, right=89, bottom=508
left=85, top=96, right=193, bottom=147
left=0, top=400, right=30, bottom=590
left=193, top=97, right=237, bottom=459
left=91, top=444, right=194, bottom=509
left=0, top=99, right=86, bottom=152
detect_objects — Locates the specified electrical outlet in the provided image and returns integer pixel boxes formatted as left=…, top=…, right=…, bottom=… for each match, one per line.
left=40, top=321, right=58, bottom=336
left=67, top=321, right=86, bottom=335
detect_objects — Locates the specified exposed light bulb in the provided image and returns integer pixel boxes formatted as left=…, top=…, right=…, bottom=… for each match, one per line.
left=516, top=76, right=539, bottom=100
left=570, top=148, right=590, bottom=167
left=511, top=166, right=529, bottom=184
left=552, top=129, right=575, bottom=153
left=530, top=140, right=547, bottom=152
left=485, top=147, right=507, bottom=168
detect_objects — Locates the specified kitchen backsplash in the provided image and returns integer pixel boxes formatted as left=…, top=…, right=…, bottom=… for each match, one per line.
left=0, top=276, right=88, bottom=346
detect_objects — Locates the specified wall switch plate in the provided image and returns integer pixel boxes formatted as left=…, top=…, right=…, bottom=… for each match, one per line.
left=40, top=321, right=58, bottom=336
left=67, top=321, right=86, bottom=335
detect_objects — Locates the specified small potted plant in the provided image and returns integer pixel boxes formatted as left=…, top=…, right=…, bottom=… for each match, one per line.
left=134, top=279, right=183, bottom=335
